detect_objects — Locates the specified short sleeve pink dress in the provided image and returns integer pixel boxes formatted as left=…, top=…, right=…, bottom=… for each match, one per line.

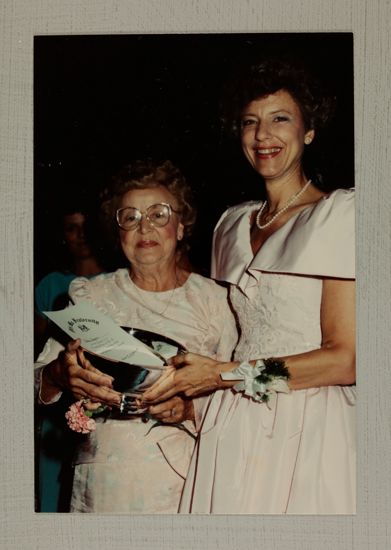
left=179, top=188, right=356, bottom=514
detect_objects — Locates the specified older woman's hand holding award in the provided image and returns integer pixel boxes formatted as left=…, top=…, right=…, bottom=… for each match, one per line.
left=142, top=352, right=238, bottom=403
left=40, top=338, right=122, bottom=407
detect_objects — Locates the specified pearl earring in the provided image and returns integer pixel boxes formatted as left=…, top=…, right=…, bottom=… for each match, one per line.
left=304, top=136, right=312, bottom=145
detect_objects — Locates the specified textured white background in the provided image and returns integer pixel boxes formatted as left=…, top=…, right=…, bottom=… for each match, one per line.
left=1, top=1, right=390, bottom=549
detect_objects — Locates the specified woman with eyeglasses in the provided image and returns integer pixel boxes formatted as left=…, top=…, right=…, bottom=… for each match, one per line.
left=34, top=159, right=237, bottom=513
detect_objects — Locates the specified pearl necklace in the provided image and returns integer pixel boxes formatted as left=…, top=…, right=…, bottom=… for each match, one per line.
left=256, top=179, right=312, bottom=230
left=131, top=271, right=179, bottom=317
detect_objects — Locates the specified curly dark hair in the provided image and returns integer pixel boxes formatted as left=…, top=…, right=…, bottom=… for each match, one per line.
left=221, top=57, right=336, bottom=137
left=100, top=159, right=196, bottom=256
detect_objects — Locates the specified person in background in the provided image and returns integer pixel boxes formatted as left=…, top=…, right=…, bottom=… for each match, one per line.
left=34, top=199, right=105, bottom=512
left=142, top=58, right=356, bottom=514
left=35, top=200, right=105, bottom=357
left=35, top=159, right=237, bottom=513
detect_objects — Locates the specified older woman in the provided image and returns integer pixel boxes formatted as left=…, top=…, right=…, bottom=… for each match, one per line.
left=143, top=60, right=355, bottom=514
left=35, top=159, right=237, bottom=513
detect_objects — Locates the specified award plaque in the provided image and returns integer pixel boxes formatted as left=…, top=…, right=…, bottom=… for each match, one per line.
left=83, top=327, right=186, bottom=417
left=44, top=304, right=186, bottom=417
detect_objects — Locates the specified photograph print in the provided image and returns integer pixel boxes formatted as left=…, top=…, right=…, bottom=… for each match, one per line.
left=34, top=32, right=355, bottom=514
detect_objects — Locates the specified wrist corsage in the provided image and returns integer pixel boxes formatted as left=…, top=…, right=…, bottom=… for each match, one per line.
left=65, top=399, right=107, bottom=434
left=221, top=358, right=291, bottom=405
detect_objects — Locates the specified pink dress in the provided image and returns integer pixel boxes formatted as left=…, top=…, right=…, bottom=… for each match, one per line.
left=179, top=189, right=356, bottom=514
left=35, top=270, right=237, bottom=513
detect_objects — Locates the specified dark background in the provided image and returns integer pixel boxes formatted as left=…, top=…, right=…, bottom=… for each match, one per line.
left=34, top=33, right=354, bottom=280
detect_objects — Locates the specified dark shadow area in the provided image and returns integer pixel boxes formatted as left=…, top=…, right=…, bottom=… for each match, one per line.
left=35, top=33, right=354, bottom=281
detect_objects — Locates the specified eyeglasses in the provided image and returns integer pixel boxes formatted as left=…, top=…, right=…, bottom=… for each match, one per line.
left=116, top=202, right=180, bottom=231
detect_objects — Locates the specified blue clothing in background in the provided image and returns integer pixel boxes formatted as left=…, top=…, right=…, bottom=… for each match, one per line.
left=35, top=270, right=103, bottom=511
left=35, top=271, right=79, bottom=512
left=35, top=271, right=81, bottom=512
left=35, top=271, right=77, bottom=317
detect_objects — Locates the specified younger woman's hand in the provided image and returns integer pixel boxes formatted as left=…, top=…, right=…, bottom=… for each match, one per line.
left=141, top=352, right=237, bottom=403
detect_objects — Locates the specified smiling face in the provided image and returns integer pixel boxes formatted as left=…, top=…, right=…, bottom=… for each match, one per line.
left=118, top=186, right=184, bottom=270
left=240, top=89, right=314, bottom=183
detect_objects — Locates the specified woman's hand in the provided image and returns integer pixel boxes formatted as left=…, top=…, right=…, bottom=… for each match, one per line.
left=147, top=395, right=194, bottom=424
left=41, top=339, right=122, bottom=407
left=142, top=352, right=237, bottom=404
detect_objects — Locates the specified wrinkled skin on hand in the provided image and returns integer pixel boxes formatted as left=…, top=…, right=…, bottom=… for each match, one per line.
left=43, top=339, right=122, bottom=407
left=147, top=394, right=194, bottom=424
left=141, top=352, right=236, bottom=404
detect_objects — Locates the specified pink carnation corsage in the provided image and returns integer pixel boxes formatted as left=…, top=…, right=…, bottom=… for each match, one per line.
left=65, top=400, right=99, bottom=433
